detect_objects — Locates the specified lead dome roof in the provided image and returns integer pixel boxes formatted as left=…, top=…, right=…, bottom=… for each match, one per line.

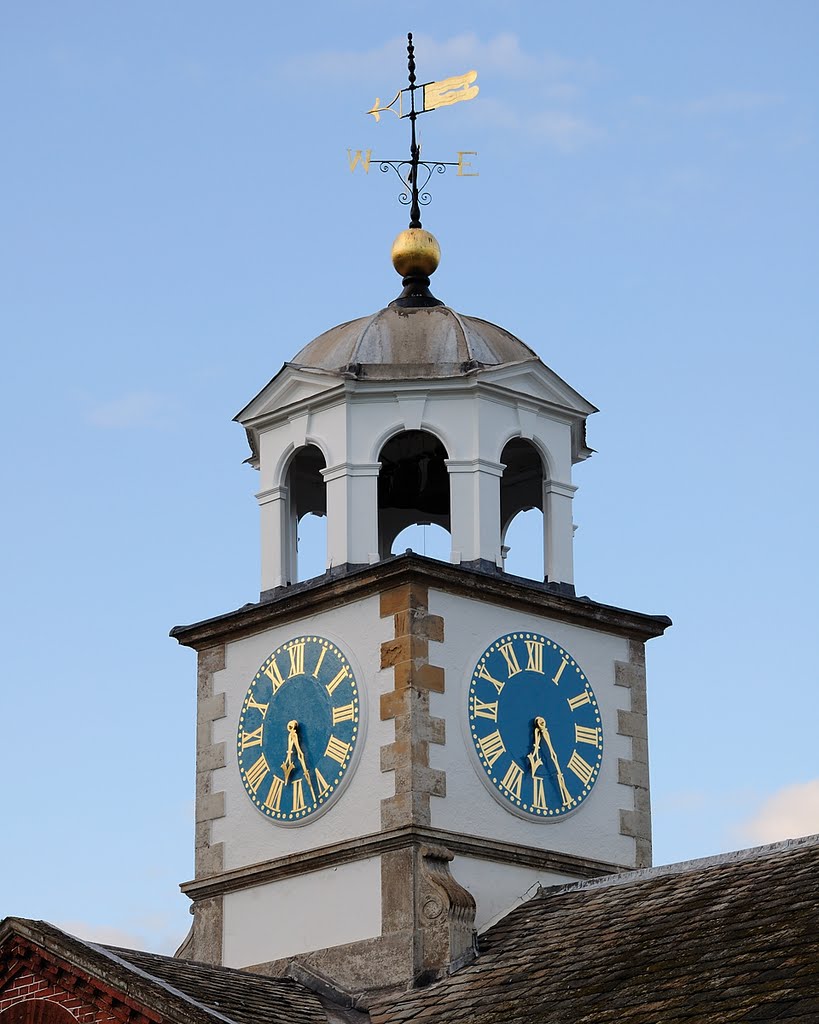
left=289, top=304, right=540, bottom=379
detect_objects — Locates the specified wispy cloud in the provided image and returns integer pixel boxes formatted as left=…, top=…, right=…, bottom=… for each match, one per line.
left=57, top=911, right=186, bottom=954
left=734, top=780, right=819, bottom=846
left=85, top=391, right=175, bottom=429
left=479, top=97, right=601, bottom=152
left=282, top=32, right=601, bottom=153
left=281, top=32, right=592, bottom=85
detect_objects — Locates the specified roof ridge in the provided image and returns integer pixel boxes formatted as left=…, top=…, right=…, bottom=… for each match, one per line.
left=106, top=945, right=297, bottom=984
left=0, top=919, right=240, bottom=1024
left=82, top=941, right=244, bottom=1024
left=539, top=832, right=819, bottom=900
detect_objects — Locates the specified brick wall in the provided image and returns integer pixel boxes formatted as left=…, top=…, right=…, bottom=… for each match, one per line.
left=0, top=969, right=118, bottom=1023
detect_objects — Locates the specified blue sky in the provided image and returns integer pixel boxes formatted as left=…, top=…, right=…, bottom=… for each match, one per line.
left=1, top=2, right=817, bottom=953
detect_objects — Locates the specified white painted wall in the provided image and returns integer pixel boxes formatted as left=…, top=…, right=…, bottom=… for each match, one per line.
left=450, top=857, right=575, bottom=932
left=427, top=590, right=637, bottom=868
left=222, top=857, right=382, bottom=967
left=210, top=594, right=395, bottom=871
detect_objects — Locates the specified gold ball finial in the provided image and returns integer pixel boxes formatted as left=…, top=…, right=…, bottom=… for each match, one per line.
left=391, top=228, right=441, bottom=278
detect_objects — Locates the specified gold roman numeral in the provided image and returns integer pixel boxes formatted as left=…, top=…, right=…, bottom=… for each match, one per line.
left=575, top=725, right=600, bottom=747
left=567, top=691, right=591, bottom=711
left=240, top=726, right=263, bottom=750
left=264, top=773, right=284, bottom=811
left=315, top=767, right=330, bottom=797
left=472, top=697, right=499, bottom=721
left=246, top=695, right=269, bottom=717
left=525, top=640, right=544, bottom=674
left=262, top=657, right=286, bottom=693
left=312, top=645, right=327, bottom=678
left=477, top=730, right=506, bottom=768
left=326, top=665, right=350, bottom=696
left=567, top=750, right=595, bottom=785
left=532, top=776, right=547, bottom=810
left=552, top=655, right=569, bottom=686
left=291, top=778, right=306, bottom=812
left=499, top=642, right=522, bottom=677
left=287, top=641, right=305, bottom=677
left=325, top=734, right=351, bottom=764
left=332, top=702, right=356, bottom=724
left=244, top=754, right=270, bottom=793
left=477, top=662, right=504, bottom=694
left=500, top=761, right=524, bottom=800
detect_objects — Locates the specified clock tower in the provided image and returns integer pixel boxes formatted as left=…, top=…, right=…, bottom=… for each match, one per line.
left=171, top=226, right=670, bottom=998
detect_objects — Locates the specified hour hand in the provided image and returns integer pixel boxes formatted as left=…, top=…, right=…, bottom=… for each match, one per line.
left=289, top=723, right=317, bottom=803
left=281, top=722, right=297, bottom=783
left=527, top=723, right=544, bottom=777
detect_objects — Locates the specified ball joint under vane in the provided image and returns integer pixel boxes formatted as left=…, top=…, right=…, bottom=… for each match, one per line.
left=390, top=228, right=444, bottom=309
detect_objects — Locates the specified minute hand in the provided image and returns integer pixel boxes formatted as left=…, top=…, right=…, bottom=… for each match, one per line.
left=535, top=716, right=572, bottom=808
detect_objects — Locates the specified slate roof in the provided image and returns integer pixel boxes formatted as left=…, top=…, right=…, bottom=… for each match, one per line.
left=0, top=919, right=328, bottom=1024
left=370, top=834, right=819, bottom=1024
left=107, top=946, right=328, bottom=1024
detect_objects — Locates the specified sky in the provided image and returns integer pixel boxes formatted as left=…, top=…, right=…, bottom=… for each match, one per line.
left=1, top=1, right=817, bottom=955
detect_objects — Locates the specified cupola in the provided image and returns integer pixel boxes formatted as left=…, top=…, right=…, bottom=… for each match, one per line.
left=235, top=232, right=597, bottom=596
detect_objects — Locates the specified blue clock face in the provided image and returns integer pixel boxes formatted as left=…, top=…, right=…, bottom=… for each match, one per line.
left=237, top=636, right=360, bottom=824
left=468, top=632, right=603, bottom=819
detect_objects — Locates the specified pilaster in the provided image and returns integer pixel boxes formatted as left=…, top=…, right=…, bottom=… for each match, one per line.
left=177, top=644, right=226, bottom=963
left=616, top=640, right=652, bottom=868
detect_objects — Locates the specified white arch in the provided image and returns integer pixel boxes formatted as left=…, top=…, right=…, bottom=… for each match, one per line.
left=495, top=430, right=557, bottom=481
left=273, top=436, right=332, bottom=490
left=368, top=420, right=454, bottom=465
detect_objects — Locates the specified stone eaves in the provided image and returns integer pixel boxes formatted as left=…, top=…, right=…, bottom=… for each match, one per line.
left=368, top=833, right=819, bottom=1024
left=170, top=554, right=671, bottom=652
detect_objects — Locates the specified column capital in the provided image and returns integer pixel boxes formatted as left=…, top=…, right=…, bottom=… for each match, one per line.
left=256, top=486, right=288, bottom=506
left=445, top=457, right=505, bottom=477
left=543, top=479, right=577, bottom=498
left=322, top=462, right=382, bottom=483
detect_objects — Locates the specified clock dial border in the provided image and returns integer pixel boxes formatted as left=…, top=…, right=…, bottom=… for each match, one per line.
left=464, top=630, right=604, bottom=822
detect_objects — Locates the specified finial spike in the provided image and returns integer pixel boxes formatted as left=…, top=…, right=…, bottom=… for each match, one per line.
left=407, top=33, right=416, bottom=87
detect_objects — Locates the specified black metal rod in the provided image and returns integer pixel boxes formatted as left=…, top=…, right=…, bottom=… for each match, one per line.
left=407, top=32, right=421, bottom=228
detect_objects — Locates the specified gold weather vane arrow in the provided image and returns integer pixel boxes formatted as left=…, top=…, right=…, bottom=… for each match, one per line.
left=367, top=69, right=479, bottom=120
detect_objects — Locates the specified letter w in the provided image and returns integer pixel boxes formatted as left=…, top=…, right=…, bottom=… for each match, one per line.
left=347, top=149, right=372, bottom=173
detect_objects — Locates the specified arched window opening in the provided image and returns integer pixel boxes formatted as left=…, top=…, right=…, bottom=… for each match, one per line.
left=378, top=430, right=451, bottom=561
left=500, top=438, right=545, bottom=581
left=296, top=512, right=327, bottom=582
left=287, top=445, right=327, bottom=583
left=391, top=523, right=452, bottom=561
left=1, top=1001, right=78, bottom=1024
left=503, top=508, right=545, bottom=580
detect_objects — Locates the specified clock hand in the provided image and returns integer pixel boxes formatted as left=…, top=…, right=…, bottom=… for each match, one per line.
left=536, top=715, right=572, bottom=808
left=287, top=720, right=318, bottom=803
left=527, top=725, right=544, bottom=777
left=281, top=723, right=296, bottom=784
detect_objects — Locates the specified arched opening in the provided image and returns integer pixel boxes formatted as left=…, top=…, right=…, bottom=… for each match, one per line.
left=286, top=444, right=327, bottom=583
left=1, top=1001, right=78, bottom=1024
left=500, top=438, right=545, bottom=581
left=378, top=430, right=451, bottom=560
left=391, top=522, right=452, bottom=561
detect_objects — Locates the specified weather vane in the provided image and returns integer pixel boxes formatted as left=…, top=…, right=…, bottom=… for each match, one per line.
left=348, top=32, right=479, bottom=229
